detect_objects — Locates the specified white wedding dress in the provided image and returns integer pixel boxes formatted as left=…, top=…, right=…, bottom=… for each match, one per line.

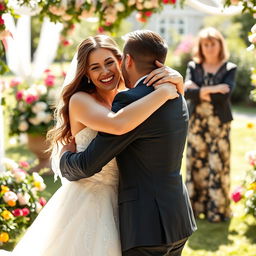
left=1, top=127, right=121, bottom=256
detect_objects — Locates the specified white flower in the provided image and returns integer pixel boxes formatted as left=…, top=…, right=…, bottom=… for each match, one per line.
left=18, top=121, right=29, bottom=132
left=245, top=151, right=256, bottom=163
left=32, top=101, right=48, bottom=113
left=144, top=1, right=153, bottom=9
left=3, top=191, right=18, bottom=203
left=128, top=0, right=136, bottom=6
left=18, top=102, right=26, bottom=112
left=43, top=112, right=52, bottom=124
left=29, top=117, right=42, bottom=126
left=3, top=158, right=19, bottom=170
left=17, top=192, right=31, bottom=205
left=115, top=3, right=125, bottom=12
left=35, top=202, right=43, bottom=213
left=33, top=172, right=44, bottom=183
left=13, top=169, right=26, bottom=182
left=248, top=33, right=256, bottom=44
left=36, top=111, right=47, bottom=122
left=245, top=190, right=254, bottom=198
left=36, top=84, right=47, bottom=95
left=25, top=87, right=38, bottom=97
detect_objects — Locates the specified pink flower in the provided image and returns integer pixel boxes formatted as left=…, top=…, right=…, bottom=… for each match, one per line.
left=44, top=75, right=55, bottom=87
left=231, top=187, right=243, bottom=203
left=19, top=161, right=29, bottom=168
left=25, top=94, right=38, bottom=104
left=22, top=208, right=30, bottom=216
left=0, top=16, right=4, bottom=26
left=39, top=197, right=47, bottom=206
left=62, top=71, right=66, bottom=78
left=16, top=90, right=24, bottom=100
left=12, top=209, right=23, bottom=217
left=44, top=69, right=51, bottom=73
left=10, top=77, right=22, bottom=87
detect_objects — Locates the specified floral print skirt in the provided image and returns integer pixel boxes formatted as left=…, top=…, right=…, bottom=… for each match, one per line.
left=186, top=102, right=231, bottom=222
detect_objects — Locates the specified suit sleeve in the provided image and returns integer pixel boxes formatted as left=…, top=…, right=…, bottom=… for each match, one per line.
left=59, top=92, right=140, bottom=181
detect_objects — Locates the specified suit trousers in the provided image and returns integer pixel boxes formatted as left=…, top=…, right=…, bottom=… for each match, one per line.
left=122, top=238, right=188, bottom=256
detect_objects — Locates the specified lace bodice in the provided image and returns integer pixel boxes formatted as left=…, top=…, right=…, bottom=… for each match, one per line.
left=75, top=127, right=118, bottom=186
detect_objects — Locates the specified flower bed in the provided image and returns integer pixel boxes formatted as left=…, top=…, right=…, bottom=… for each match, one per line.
left=0, top=159, right=47, bottom=246
left=232, top=151, right=256, bottom=217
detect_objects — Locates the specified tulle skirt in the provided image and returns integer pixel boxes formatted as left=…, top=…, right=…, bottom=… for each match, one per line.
left=2, top=179, right=121, bottom=256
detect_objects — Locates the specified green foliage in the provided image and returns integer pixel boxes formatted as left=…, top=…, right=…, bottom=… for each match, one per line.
left=229, top=50, right=255, bottom=104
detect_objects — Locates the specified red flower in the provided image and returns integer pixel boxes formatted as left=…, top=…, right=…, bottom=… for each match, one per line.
left=136, top=12, right=147, bottom=23
left=97, top=27, right=104, bottom=33
left=144, top=11, right=152, bottom=17
left=22, top=208, right=30, bottom=216
left=170, top=0, right=176, bottom=4
left=25, top=94, right=38, bottom=104
left=231, top=187, right=243, bottom=203
left=162, top=0, right=169, bottom=4
left=12, top=209, right=23, bottom=217
left=62, top=39, right=72, bottom=46
left=16, top=91, right=23, bottom=100
left=0, top=3, right=5, bottom=11
left=39, top=197, right=47, bottom=206
left=0, top=16, right=4, bottom=26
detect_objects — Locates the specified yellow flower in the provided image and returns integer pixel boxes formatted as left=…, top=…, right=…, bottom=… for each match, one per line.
left=1, top=185, right=10, bottom=194
left=34, top=181, right=41, bottom=188
left=7, top=200, right=16, bottom=207
left=248, top=182, right=256, bottom=191
left=1, top=210, right=13, bottom=220
left=0, top=232, right=9, bottom=243
left=246, top=122, right=254, bottom=129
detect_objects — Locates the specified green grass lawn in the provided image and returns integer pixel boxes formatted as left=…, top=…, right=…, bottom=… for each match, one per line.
left=4, top=105, right=256, bottom=255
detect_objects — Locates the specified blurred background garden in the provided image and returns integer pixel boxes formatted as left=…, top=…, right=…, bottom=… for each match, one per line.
left=0, top=0, right=255, bottom=255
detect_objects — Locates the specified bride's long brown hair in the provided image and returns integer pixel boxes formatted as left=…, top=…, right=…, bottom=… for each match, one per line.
left=47, top=35, right=122, bottom=150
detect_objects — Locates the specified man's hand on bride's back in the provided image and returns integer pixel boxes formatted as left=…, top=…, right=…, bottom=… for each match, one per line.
left=60, top=138, right=76, bottom=158
left=143, top=61, right=184, bottom=95
left=154, top=83, right=179, bottom=100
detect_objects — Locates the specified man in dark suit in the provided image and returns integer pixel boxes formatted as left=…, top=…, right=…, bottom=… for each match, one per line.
left=60, top=30, right=197, bottom=256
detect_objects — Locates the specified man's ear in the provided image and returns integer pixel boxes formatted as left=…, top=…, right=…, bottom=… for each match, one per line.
left=125, top=54, right=133, bottom=67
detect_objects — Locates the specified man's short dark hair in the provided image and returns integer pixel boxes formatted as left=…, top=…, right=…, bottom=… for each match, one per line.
left=122, top=30, right=168, bottom=74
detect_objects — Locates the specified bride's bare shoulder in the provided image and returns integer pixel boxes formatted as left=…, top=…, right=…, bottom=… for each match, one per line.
left=69, top=92, right=97, bottom=111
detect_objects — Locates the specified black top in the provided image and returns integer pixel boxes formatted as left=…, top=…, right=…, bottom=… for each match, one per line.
left=60, top=80, right=197, bottom=251
left=184, top=61, right=237, bottom=123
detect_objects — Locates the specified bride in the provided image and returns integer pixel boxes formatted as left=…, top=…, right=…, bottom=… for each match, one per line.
left=1, top=35, right=182, bottom=256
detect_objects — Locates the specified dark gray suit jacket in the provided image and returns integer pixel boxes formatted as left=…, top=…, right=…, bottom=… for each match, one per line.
left=60, top=80, right=197, bottom=251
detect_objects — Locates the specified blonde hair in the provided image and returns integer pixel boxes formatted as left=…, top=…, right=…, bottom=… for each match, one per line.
left=193, top=27, right=229, bottom=64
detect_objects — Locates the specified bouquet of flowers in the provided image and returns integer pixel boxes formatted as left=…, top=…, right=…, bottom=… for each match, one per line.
left=6, top=71, right=57, bottom=137
left=0, top=158, right=47, bottom=247
left=231, top=150, right=256, bottom=216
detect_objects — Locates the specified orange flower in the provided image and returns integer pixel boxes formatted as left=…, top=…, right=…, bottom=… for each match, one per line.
left=1, top=210, right=13, bottom=220
left=0, top=232, right=9, bottom=243
left=7, top=200, right=16, bottom=207
left=1, top=185, right=9, bottom=193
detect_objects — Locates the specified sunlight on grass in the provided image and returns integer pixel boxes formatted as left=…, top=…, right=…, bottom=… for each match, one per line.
left=182, top=111, right=256, bottom=256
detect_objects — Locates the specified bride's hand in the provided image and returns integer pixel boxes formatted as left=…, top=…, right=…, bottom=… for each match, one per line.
left=60, top=138, right=76, bottom=158
left=154, top=83, right=179, bottom=100
left=143, top=61, right=184, bottom=95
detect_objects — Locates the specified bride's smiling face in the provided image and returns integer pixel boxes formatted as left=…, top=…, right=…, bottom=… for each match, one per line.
left=87, top=48, right=122, bottom=92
